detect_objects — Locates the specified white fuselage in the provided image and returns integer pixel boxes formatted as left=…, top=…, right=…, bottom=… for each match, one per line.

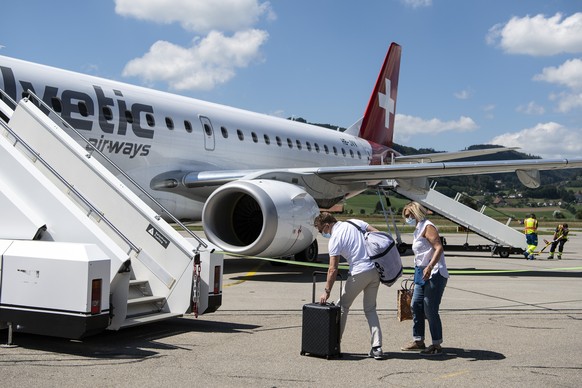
left=0, top=55, right=372, bottom=219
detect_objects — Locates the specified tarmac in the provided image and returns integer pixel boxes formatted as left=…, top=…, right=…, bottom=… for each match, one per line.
left=1, top=232, right=581, bottom=387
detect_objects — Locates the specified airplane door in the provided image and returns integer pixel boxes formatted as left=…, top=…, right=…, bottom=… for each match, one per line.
left=199, top=116, right=215, bottom=151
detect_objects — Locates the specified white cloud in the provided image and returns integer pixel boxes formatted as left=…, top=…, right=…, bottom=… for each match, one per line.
left=549, top=91, right=582, bottom=113
left=490, top=122, right=582, bottom=158
left=123, top=30, right=268, bottom=90
left=482, top=104, right=495, bottom=119
left=533, top=58, right=582, bottom=112
left=454, top=89, right=471, bottom=100
left=394, top=114, right=478, bottom=143
left=486, top=13, right=582, bottom=56
left=400, top=0, right=432, bottom=8
left=516, top=101, right=545, bottom=115
left=115, top=0, right=273, bottom=91
left=534, top=58, right=582, bottom=90
left=115, top=0, right=274, bottom=33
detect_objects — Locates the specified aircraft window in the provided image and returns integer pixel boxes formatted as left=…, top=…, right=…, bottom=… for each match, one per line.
left=349, top=149, right=354, bottom=158
left=165, top=117, right=174, bottom=130
left=333, top=146, right=338, bottom=155
left=306, top=141, right=312, bottom=151
left=203, top=123, right=212, bottom=136
left=287, top=138, right=293, bottom=148
left=145, top=113, right=155, bottom=127
left=78, top=101, right=88, bottom=117
left=324, top=145, right=329, bottom=154
left=102, top=106, right=113, bottom=121
left=296, top=140, right=302, bottom=150
left=357, top=150, right=362, bottom=159
left=125, top=110, right=134, bottom=124
left=237, top=129, right=244, bottom=141
left=252, top=132, right=258, bottom=143
left=221, top=126, right=228, bottom=138
left=341, top=148, right=346, bottom=157
left=314, top=143, right=320, bottom=153
left=264, top=134, right=270, bottom=145
left=276, top=136, right=282, bottom=146
left=184, top=120, right=192, bottom=133
left=51, top=97, right=62, bottom=113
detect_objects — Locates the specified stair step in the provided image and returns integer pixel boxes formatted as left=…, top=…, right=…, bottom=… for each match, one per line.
left=120, top=312, right=183, bottom=328
left=129, top=279, right=148, bottom=287
left=127, top=295, right=166, bottom=306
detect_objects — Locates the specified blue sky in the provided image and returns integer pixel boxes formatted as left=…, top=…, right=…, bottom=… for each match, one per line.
left=1, top=0, right=581, bottom=158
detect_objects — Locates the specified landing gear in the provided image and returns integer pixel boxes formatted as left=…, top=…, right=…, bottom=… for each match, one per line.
left=295, top=240, right=319, bottom=262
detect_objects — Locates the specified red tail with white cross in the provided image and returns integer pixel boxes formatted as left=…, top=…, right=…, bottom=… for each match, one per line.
left=358, top=43, right=401, bottom=149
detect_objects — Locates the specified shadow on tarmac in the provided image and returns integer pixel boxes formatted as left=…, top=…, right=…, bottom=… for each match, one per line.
left=307, top=347, right=506, bottom=362
left=0, top=317, right=259, bottom=359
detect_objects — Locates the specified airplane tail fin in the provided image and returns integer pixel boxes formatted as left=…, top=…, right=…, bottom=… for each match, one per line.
left=358, top=42, right=401, bottom=148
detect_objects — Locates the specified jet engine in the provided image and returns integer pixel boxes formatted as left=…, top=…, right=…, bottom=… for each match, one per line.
left=202, top=180, right=319, bottom=258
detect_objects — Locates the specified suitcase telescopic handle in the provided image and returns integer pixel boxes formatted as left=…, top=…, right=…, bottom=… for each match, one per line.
left=312, top=271, right=344, bottom=304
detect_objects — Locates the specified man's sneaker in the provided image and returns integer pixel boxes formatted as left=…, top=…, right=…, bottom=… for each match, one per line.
left=557, top=255, right=562, bottom=260
left=420, top=344, right=443, bottom=356
left=369, top=346, right=384, bottom=360
left=528, top=254, right=536, bottom=260
left=401, top=340, right=426, bottom=351
left=547, top=255, right=554, bottom=260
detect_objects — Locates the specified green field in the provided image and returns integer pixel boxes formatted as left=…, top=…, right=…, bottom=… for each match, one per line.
left=341, top=192, right=581, bottom=234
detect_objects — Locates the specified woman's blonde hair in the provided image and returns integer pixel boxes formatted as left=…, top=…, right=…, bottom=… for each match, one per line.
left=402, top=201, right=429, bottom=221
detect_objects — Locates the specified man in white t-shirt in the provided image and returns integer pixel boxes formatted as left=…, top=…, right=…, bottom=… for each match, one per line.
left=314, top=212, right=384, bottom=360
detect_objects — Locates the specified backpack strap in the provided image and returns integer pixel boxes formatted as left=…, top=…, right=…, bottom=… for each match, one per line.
left=346, top=220, right=396, bottom=259
left=369, top=239, right=395, bottom=260
left=345, top=220, right=365, bottom=234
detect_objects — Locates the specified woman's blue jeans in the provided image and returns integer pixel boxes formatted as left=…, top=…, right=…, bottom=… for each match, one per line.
left=411, top=271, right=447, bottom=345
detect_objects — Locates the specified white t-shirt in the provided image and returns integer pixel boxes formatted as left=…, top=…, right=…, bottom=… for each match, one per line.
left=328, top=220, right=376, bottom=275
left=412, top=219, right=449, bottom=279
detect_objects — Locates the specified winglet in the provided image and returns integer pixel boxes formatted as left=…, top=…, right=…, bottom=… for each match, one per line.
left=358, top=43, right=401, bottom=148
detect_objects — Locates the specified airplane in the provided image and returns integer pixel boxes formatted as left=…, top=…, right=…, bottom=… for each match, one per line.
left=0, top=42, right=581, bottom=261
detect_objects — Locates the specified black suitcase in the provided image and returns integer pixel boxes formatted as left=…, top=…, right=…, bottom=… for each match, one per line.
left=300, top=271, right=343, bottom=359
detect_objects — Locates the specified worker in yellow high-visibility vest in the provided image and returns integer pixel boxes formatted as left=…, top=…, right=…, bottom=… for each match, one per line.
left=523, top=214, right=538, bottom=260
left=548, top=223, right=569, bottom=260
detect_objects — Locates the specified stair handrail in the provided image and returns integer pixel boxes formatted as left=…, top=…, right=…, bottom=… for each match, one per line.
left=20, top=90, right=207, bottom=252
left=0, top=111, right=140, bottom=256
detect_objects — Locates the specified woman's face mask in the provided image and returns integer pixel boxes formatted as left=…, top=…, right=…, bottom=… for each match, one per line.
left=405, top=216, right=417, bottom=226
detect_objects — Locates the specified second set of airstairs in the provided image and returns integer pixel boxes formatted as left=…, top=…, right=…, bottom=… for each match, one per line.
left=384, top=178, right=526, bottom=257
left=0, top=91, right=222, bottom=337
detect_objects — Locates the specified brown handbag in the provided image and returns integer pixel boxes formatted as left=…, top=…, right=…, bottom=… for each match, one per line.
left=397, top=277, right=414, bottom=321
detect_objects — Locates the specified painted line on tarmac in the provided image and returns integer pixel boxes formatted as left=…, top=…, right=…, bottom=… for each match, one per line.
left=223, top=261, right=265, bottom=287
left=217, top=251, right=582, bottom=275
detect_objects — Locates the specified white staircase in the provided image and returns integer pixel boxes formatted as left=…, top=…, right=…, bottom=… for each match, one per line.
left=0, top=92, right=216, bottom=330
left=391, top=178, right=526, bottom=253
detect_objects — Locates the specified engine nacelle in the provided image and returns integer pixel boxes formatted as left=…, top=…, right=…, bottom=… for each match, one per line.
left=202, top=180, right=319, bottom=257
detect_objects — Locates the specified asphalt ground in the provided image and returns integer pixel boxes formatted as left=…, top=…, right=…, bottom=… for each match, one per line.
left=1, top=232, right=581, bottom=387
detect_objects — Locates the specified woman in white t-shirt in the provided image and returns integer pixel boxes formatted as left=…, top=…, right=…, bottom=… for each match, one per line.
left=400, top=201, right=449, bottom=356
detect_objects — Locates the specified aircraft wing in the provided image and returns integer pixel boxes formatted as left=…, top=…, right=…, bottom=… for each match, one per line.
left=309, top=158, right=582, bottom=187
left=393, top=147, right=519, bottom=163
left=152, top=157, right=582, bottom=192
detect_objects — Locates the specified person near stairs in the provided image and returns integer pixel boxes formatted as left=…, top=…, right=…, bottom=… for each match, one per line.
left=548, top=223, right=569, bottom=260
left=523, top=214, right=538, bottom=260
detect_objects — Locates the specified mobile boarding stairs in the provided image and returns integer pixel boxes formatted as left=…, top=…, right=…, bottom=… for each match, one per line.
left=0, top=90, right=223, bottom=340
left=380, top=178, right=526, bottom=258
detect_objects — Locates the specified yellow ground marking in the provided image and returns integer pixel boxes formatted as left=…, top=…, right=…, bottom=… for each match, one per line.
left=223, top=261, right=266, bottom=287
